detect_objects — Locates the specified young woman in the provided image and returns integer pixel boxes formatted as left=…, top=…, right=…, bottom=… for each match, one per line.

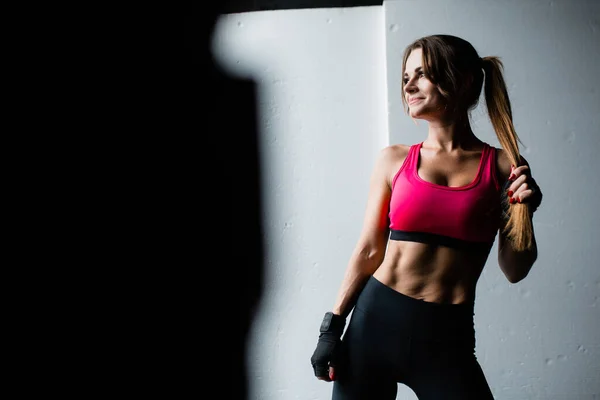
left=310, top=34, right=543, bottom=400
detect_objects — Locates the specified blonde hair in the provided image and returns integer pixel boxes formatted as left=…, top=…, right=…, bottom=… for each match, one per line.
left=401, top=35, right=534, bottom=251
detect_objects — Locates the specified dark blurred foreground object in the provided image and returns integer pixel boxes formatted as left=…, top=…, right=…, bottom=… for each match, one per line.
left=188, top=2, right=264, bottom=399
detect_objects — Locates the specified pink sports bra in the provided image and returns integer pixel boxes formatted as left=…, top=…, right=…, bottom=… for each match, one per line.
left=388, top=142, right=503, bottom=250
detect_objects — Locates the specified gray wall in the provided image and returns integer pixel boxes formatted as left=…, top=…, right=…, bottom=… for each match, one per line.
left=212, top=1, right=600, bottom=398
left=385, top=1, right=600, bottom=398
left=212, top=7, right=389, bottom=399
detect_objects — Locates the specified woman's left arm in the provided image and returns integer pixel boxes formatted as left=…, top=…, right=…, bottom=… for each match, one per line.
left=496, top=153, right=543, bottom=283
left=498, top=220, right=538, bottom=283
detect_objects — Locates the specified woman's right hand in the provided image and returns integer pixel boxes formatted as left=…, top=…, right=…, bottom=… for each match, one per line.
left=310, top=312, right=346, bottom=381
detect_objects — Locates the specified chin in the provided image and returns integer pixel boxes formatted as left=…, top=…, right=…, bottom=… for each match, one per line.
left=409, top=106, right=437, bottom=121
left=409, top=110, right=424, bottom=119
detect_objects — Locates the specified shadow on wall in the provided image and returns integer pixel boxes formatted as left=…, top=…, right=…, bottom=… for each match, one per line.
left=188, top=2, right=264, bottom=399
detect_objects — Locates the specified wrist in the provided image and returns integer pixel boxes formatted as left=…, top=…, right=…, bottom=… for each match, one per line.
left=320, top=312, right=346, bottom=336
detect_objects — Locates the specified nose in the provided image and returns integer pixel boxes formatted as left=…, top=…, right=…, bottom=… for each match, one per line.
left=404, top=79, right=417, bottom=95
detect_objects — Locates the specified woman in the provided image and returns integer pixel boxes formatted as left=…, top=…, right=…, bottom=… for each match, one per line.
left=310, top=34, right=542, bottom=400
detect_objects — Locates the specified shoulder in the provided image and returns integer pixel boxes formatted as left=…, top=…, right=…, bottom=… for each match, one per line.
left=373, top=144, right=412, bottom=186
left=375, top=144, right=411, bottom=173
left=378, top=143, right=411, bottom=163
left=494, top=146, right=532, bottom=181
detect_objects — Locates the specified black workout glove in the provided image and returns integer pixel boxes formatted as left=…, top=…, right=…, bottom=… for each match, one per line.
left=526, top=175, right=543, bottom=213
left=310, top=312, right=346, bottom=379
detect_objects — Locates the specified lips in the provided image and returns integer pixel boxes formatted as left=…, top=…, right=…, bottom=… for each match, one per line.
left=409, top=97, right=424, bottom=105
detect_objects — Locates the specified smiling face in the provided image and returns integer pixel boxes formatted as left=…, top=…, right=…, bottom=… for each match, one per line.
left=402, top=48, right=448, bottom=121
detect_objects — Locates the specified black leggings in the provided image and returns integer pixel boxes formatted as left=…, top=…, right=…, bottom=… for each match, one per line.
left=332, top=276, right=494, bottom=400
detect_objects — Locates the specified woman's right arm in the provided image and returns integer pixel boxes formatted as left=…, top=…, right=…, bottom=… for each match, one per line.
left=331, top=145, right=401, bottom=318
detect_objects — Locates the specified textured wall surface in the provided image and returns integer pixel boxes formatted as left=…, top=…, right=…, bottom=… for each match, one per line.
left=212, top=6, right=388, bottom=400
left=212, top=0, right=600, bottom=398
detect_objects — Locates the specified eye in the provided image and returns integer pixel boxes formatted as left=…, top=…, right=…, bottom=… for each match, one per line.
left=403, top=71, right=425, bottom=84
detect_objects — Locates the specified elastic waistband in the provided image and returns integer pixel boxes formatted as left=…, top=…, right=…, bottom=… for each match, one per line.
left=355, top=276, right=475, bottom=341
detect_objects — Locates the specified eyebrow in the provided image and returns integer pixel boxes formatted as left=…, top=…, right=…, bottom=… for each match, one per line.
left=403, top=66, right=422, bottom=77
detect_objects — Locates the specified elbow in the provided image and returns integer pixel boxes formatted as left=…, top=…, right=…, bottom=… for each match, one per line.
left=498, top=246, right=538, bottom=284
left=354, top=243, right=386, bottom=272
left=500, top=258, right=536, bottom=284
left=506, top=271, right=528, bottom=284
left=363, top=247, right=386, bottom=267
left=357, top=235, right=388, bottom=262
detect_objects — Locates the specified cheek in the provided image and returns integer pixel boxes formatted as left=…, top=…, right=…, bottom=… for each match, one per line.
left=419, top=85, right=435, bottom=100
left=428, top=90, right=445, bottom=105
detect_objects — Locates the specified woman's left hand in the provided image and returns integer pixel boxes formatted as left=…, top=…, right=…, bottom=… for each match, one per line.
left=506, top=165, right=542, bottom=212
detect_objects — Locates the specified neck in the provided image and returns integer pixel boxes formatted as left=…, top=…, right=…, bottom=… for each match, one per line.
left=424, top=114, right=480, bottom=151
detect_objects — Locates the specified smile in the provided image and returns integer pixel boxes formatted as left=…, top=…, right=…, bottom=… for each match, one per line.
left=409, top=98, right=424, bottom=105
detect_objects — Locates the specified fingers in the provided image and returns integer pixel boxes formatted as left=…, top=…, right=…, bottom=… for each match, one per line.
left=503, top=163, right=542, bottom=212
left=314, top=365, right=332, bottom=382
left=314, top=365, right=330, bottom=381
left=513, top=186, right=535, bottom=203
left=510, top=164, right=530, bottom=180
left=506, top=174, right=526, bottom=193
left=315, top=366, right=336, bottom=382
left=506, top=166, right=534, bottom=204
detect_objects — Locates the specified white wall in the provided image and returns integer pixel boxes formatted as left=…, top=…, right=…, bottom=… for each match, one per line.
left=212, top=6, right=388, bottom=400
left=212, top=1, right=600, bottom=399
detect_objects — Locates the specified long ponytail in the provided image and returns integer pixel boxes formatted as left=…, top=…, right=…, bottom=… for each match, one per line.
left=482, top=56, right=534, bottom=251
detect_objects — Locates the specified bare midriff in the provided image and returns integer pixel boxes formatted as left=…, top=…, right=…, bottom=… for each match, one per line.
left=372, top=239, right=491, bottom=305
